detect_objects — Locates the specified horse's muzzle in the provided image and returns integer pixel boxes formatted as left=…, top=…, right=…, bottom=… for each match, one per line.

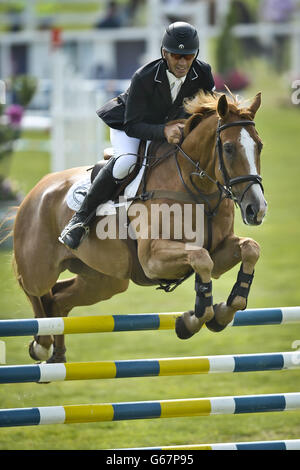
left=245, top=202, right=267, bottom=225
left=240, top=185, right=267, bottom=226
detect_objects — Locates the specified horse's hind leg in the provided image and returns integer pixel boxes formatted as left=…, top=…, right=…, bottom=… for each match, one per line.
left=40, top=281, right=75, bottom=363
left=206, top=235, right=260, bottom=332
left=41, top=267, right=129, bottom=363
left=26, top=293, right=54, bottom=361
left=26, top=285, right=74, bottom=362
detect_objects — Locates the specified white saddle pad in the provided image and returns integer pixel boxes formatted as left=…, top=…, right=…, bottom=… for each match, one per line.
left=66, top=160, right=146, bottom=216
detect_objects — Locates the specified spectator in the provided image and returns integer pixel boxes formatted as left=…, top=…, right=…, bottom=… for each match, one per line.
left=260, top=0, right=296, bottom=23
left=232, top=0, right=261, bottom=57
left=7, top=7, right=22, bottom=32
left=123, top=0, right=145, bottom=26
left=95, top=1, right=123, bottom=29
left=260, top=0, right=296, bottom=71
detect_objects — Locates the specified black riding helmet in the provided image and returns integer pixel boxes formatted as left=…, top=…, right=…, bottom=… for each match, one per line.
left=161, top=21, right=199, bottom=56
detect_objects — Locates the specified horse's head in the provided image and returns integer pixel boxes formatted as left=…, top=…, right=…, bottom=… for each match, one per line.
left=184, top=91, right=267, bottom=226
left=214, top=92, right=267, bottom=225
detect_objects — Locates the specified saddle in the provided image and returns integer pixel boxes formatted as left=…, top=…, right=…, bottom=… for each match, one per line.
left=90, top=140, right=161, bottom=199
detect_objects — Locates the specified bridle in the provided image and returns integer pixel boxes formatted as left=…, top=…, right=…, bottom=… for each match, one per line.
left=175, top=119, right=263, bottom=207
left=215, top=120, right=264, bottom=204
left=172, top=118, right=264, bottom=252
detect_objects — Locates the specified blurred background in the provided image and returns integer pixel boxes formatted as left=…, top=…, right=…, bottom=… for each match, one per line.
left=0, top=0, right=299, bottom=181
left=0, top=0, right=300, bottom=450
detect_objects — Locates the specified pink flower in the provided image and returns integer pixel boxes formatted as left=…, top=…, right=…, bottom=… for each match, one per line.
left=226, top=70, right=250, bottom=91
left=5, top=104, right=24, bottom=126
left=214, top=70, right=250, bottom=93
left=213, top=74, right=226, bottom=91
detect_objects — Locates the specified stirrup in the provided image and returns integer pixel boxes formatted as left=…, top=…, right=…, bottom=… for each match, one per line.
left=58, top=222, right=90, bottom=246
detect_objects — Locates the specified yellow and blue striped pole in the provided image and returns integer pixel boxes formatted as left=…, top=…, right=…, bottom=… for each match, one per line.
left=0, top=351, right=299, bottom=384
left=122, top=439, right=300, bottom=450
left=1, top=307, right=300, bottom=337
left=0, top=392, right=300, bottom=427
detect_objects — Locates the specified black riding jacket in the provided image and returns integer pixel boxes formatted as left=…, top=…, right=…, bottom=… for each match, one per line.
left=97, top=58, right=215, bottom=141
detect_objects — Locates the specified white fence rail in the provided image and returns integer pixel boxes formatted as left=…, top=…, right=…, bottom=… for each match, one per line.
left=1, top=0, right=299, bottom=171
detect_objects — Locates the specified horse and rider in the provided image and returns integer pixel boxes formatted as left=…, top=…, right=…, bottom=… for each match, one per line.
left=11, top=21, right=267, bottom=362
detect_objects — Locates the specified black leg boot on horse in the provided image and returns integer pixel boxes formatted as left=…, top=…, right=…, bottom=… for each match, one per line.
left=59, top=158, right=120, bottom=250
left=175, top=274, right=213, bottom=339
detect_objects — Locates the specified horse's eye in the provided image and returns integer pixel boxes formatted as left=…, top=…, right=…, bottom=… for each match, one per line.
left=224, top=142, right=235, bottom=156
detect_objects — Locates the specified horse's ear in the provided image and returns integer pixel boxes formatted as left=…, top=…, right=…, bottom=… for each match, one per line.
left=217, top=94, right=229, bottom=119
left=248, top=92, right=261, bottom=118
left=184, top=114, right=202, bottom=136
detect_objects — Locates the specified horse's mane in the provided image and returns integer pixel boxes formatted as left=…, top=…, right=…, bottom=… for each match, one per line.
left=184, top=89, right=253, bottom=120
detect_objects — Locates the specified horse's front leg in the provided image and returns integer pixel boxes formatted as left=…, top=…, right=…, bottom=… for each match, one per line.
left=206, top=235, right=260, bottom=332
left=138, top=239, right=214, bottom=339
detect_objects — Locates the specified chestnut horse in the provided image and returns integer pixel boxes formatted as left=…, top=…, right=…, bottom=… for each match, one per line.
left=12, top=91, right=267, bottom=363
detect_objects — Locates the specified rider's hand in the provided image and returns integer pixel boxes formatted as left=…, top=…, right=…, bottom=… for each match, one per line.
left=164, top=123, right=185, bottom=144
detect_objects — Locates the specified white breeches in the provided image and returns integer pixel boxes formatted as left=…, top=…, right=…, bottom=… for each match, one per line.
left=110, top=128, right=140, bottom=180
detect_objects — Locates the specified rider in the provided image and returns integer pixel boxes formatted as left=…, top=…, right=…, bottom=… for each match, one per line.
left=59, top=21, right=215, bottom=249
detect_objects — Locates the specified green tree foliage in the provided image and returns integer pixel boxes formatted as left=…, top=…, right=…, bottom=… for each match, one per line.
left=215, top=2, right=242, bottom=76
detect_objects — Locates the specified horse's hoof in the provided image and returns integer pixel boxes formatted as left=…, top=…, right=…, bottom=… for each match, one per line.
left=29, top=340, right=39, bottom=361
left=29, top=340, right=54, bottom=362
left=175, top=317, right=193, bottom=339
left=205, top=316, right=227, bottom=332
left=205, top=304, right=227, bottom=332
left=46, top=354, right=66, bottom=363
left=175, top=313, right=194, bottom=340
left=46, top=347, right=67, bottom=364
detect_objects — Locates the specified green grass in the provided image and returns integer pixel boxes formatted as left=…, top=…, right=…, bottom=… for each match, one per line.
left=0, top=60, right=300, bottom=449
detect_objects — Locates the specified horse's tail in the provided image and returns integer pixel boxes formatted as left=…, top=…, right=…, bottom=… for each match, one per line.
left=0, top=206, right=24, bottom=290
left=11, top=251, right=24, bottom=292
left=0, top=205, right=18, bottom=248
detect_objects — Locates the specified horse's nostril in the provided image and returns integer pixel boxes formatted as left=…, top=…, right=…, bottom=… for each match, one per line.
left=246, top=204, right=256, bottom=221
left=245, top=202, right=265, bottom=225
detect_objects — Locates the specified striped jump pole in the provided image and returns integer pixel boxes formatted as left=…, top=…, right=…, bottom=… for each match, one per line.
left=1, top=392, right=300, bottom=427
left=0, top=306, right=300, bottom=337
left=1, top=351, right=299, bottom=384
left=124, top=439, right=300, bottom=450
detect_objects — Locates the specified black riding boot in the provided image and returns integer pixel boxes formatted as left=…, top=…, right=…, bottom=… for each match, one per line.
left=59, top=158, right=119, bottom=250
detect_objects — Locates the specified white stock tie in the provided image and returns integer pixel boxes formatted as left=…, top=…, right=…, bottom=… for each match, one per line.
left=166, top=70, right=186, bottom=103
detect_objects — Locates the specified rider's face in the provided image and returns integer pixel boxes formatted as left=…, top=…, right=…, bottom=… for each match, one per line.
left=162, top=50, right=195, bottom=78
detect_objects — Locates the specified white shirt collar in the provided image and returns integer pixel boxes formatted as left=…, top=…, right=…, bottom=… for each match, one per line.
left=166, top=69, right=186, bottom=86
left=166, top=70, right=186, bottom=102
